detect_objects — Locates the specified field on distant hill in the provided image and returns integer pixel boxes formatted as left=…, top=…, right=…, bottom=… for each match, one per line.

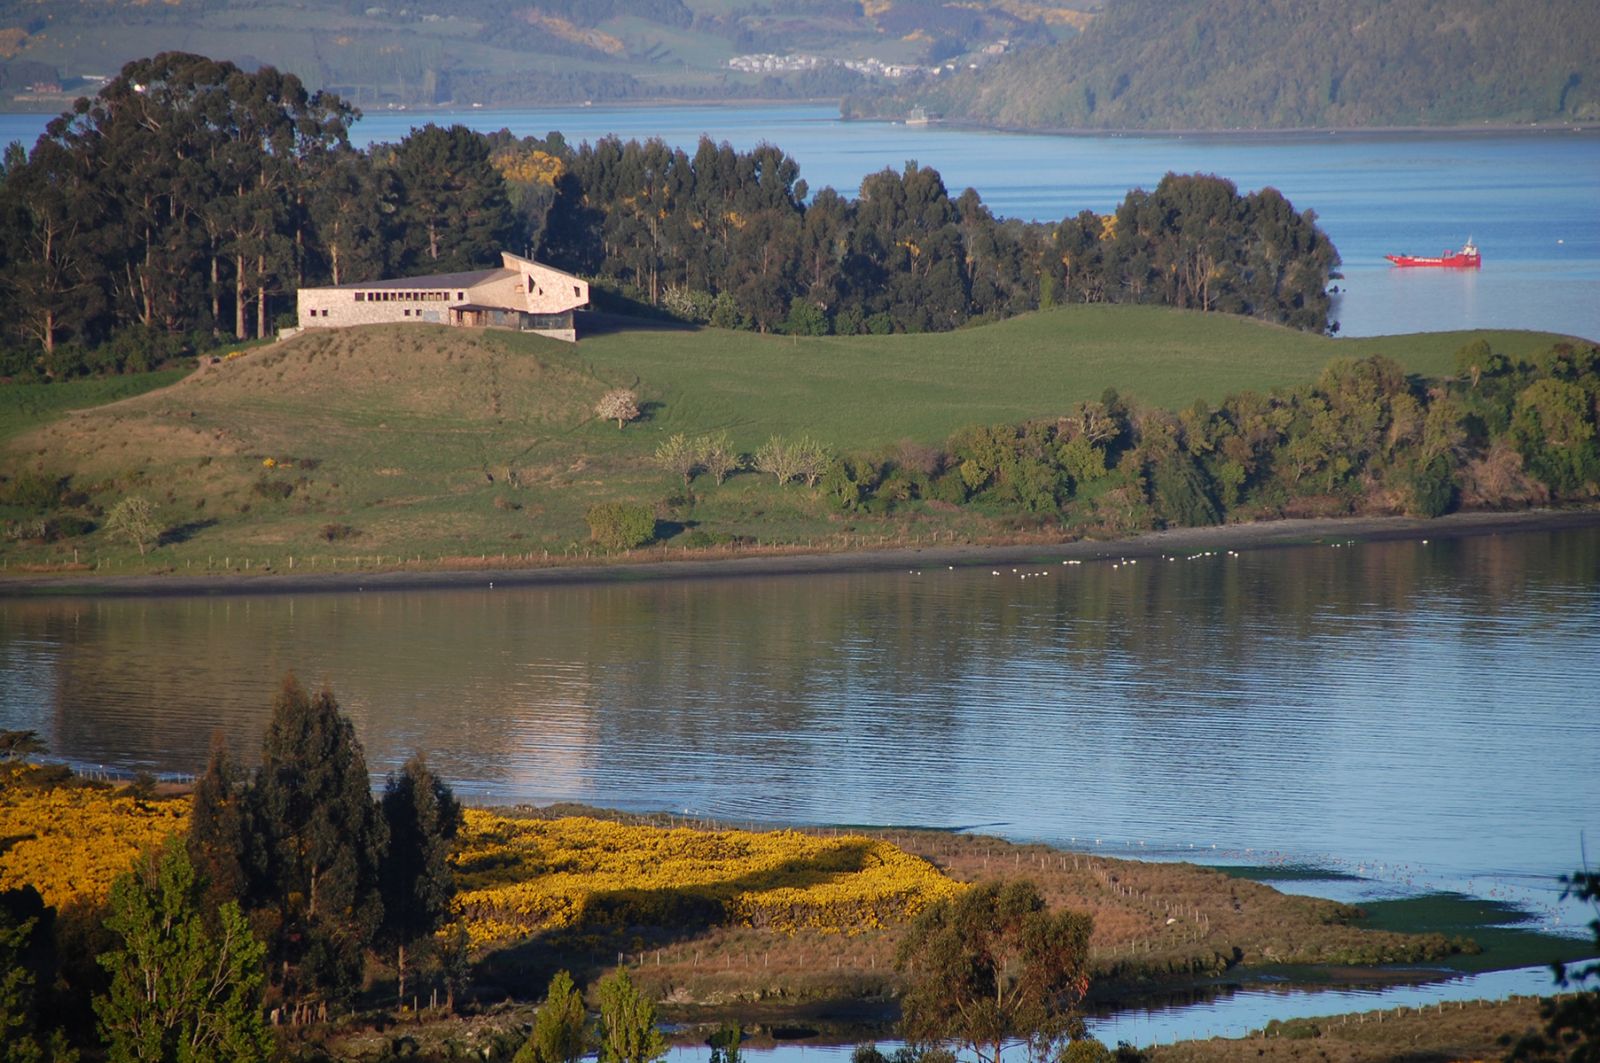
left=0, top=0, right=1082, bottom=111
left=0, top=306, right=1573, bottom=576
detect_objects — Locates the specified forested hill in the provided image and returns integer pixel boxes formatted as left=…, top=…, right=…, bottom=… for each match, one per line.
left=844, top=0, right=1600, bottom=131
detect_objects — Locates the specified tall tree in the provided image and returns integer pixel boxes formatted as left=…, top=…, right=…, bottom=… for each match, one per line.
left=896, top=880, right=1092, bottom=1063
left=94, top=841, right=273, bottom=1063
left=390, top=124, right=516, bottom=273
left=378, top=754, right=462, bottom=1008
left=248, top=676, right=387, bottom=1006
left=0, top=136, right=104, bottom=361
left=185, top=732, right=249, bottom=918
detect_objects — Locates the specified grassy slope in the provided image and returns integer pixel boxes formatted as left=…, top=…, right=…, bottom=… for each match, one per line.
left=0, top=369, right=188, bottom=445
left=0, top=307, right=1574, bottom=573
left=574, top=306, right=1561, bottom=451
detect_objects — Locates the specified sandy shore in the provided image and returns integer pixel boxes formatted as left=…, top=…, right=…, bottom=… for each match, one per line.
left=3, top=507, right=1597, bottom=600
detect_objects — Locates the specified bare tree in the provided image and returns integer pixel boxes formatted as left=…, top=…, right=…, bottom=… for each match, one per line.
left=697, top=432, right=743, bottom=485
left=654, top=433, right=700, bottom=486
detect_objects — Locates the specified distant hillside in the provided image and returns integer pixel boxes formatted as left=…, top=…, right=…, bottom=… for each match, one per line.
left=845, top=0, right=1600, bottom=130
left=0, top=0, right=1089, bottom=110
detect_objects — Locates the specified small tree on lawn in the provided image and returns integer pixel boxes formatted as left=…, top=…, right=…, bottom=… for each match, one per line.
left=105, top=497, right=160, bottom=556
left=793, top=436, right=831, bottom=487
left=698, top=432, right=742, bottom=486
left=595, top=389, right=640, bottom=429
left=754, top=437, right=802, bottom=486
left=596, top=967, right=665, bottom=1063
left=653, top=434, right=700, bottom=486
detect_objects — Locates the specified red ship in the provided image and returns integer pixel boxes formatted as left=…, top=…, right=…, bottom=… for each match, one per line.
left=1385, top=239, right=1481, bottom=268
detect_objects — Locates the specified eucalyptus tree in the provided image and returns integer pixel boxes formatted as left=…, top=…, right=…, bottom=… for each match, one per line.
left=0, top=135, right=104, bottom=359
left=389, top=124, right=517, bottom=273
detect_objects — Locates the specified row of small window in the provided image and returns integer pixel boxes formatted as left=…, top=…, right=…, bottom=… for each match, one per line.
left=354, top=290, right=463, bottom=303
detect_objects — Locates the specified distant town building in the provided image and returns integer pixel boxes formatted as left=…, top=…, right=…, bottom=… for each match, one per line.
left=291, top=251, right=590, bottom=342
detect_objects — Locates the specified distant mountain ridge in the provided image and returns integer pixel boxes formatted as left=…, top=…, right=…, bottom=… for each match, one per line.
left=845, top=0, right=1600, bottom=130
left=0, top=0, right=1087, bottom=111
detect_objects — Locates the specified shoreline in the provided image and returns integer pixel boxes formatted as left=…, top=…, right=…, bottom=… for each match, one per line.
left=4, top=507, right=1597, bottom=600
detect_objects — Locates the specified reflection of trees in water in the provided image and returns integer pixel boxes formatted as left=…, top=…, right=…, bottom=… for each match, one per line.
left=1, top=529, right=1595, bottom=829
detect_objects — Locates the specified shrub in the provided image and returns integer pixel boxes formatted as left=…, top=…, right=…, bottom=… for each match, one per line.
left=49, top=515, right=95, bottom=540
left=1405, top=455, right=1456, bottom=517
left=251, top=478, right=295, bottom=501
left=320, top=523, right=358, bottom=542
left=585, top=503, right=656, bottom=550
left=0, top=471, right=63, bottom=511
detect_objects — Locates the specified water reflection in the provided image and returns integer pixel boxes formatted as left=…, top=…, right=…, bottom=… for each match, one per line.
left=3, top=529, right=1598, bottom=890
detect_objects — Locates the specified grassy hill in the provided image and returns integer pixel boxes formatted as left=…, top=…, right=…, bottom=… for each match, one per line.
left=0, top=306, right=1573, bottom=576
left=847, top=0, right=1600, bottom=131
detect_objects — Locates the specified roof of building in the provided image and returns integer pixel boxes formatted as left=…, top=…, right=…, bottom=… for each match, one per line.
left=321, top=267, right=509, bottom=292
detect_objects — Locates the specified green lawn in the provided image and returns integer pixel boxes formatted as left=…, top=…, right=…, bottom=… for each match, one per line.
left=567, top=306, right=1567, bottom=451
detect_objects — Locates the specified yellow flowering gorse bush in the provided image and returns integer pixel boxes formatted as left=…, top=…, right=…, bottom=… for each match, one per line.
left=0, top=786, right=189, bottom=907
left=450, top=811, right=962, bottom=952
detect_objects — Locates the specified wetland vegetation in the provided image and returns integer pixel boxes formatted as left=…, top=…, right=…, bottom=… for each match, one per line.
left=4, top=677, right=1591, bottom=1062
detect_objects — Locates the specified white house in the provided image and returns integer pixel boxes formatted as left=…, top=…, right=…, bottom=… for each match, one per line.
left=293, top=251, right=590, bottom=342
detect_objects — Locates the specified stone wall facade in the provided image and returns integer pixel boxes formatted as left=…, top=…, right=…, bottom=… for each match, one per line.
left=293, top=252, right=589, bottom=342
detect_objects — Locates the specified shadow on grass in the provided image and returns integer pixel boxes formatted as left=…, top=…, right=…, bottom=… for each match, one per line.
left=158, top=518, right=218, bottom=546
left=472, top=839, right=882, bottom=991
left=580, top=310, right=699, bottom=338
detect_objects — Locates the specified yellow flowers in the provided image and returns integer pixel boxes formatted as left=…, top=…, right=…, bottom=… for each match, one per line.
left=449, top=812, right=962, bottom=952
left=493, top=149, right=566, bottom=187
left=262, top=457, right=277, bottom=467
left=0, top=788, right=960, bottom=953
left=0, top=786, right=189, bottom=908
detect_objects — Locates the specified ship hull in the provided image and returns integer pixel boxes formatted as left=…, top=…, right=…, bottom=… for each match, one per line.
left=1385, top=250, right=1481, bottom=268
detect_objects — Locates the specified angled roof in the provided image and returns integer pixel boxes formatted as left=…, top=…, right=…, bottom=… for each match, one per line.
left=325, top=267, right=511, bottom=291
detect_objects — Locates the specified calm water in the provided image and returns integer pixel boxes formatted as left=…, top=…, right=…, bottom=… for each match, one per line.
left=2, top=104, right=1596, bottom=339
left=4, top=528, right=1598, bottom=891
left=4, top=526, right=1598, bottom=1039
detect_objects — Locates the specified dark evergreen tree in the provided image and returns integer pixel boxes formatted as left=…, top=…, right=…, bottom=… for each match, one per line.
left=378, top=754, right=462, bottom=1008
left=186, top=731, right=249, bottom=919
left=389, top=124, right=517, bottom=273
left=248, top=675, right=387, bottom=1006
left=0, top=886, right=71, bottom=1063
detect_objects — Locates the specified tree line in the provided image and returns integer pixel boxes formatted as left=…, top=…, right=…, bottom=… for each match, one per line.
left=603, top=341, right=1600, bottom=543
left=0, top=52, right=1341, bottom=380
left=536, top=136, right=1337, bottom=335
